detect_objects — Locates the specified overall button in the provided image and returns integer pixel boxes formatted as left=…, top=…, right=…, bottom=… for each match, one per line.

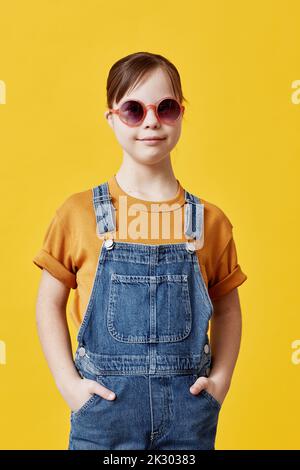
left=78, top=347, right=86, bottom=357
left=186, top=241, right=195, bottom=253
left=204, top=343, right=210, bottom=354
left=104, top=238, right=114, bottom=250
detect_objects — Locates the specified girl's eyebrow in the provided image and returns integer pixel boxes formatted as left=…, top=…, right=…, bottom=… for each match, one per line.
left=118, top=95, right=176, bottom=106
left=116, top=97, right=135, bottom=106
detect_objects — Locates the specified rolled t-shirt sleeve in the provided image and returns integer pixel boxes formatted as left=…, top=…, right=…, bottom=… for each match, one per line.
left=33, top=211, right=77, bottom=289
left=208, top=236, right=247, bottom=301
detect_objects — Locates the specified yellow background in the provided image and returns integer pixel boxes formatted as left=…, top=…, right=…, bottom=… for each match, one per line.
left=0, top=0, right=299, bottom=450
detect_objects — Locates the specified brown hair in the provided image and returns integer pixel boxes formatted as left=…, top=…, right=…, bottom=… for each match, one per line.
left=106, top=52, right=188, bottom=110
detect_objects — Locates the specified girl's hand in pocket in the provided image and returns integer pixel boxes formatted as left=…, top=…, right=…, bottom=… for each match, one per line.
left=189, top=375, right=229, bottom=406
left=60, top=376, right=116, bottom=412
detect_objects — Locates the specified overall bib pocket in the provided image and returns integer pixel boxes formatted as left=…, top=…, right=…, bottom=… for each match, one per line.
left=107, top=273, right=192, bottom=343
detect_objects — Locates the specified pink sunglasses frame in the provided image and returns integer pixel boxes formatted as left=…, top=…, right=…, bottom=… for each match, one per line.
left=108, top=96, right=185, bottom=127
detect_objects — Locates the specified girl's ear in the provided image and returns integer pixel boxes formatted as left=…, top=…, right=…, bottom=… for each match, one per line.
left=104, top=110, right=114, bottom=130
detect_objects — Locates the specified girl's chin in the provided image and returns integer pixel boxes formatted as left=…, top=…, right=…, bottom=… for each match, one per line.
left=132, top=153, right=169, bottom=165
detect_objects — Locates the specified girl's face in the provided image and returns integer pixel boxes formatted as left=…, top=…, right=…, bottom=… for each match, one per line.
left=105, top=68, right=183, bottom=165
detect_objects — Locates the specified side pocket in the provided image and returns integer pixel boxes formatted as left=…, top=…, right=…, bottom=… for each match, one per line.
left=71, top=393, right=100, bottom=419
left=71, top=363, right=109, bottom=420
left=190, top=374, right=221, bottom=411
left=201, top=389, right=222, bottom=410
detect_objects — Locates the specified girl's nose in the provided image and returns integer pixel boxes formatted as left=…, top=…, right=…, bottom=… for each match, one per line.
left=143, top=107, right=160, bottom=126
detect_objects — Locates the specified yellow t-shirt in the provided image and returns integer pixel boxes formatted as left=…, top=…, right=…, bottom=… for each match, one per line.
left=33, top=175, right=247, bottom=329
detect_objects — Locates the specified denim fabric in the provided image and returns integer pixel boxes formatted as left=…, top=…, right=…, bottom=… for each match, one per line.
left=68, top=182, right=221, bottom=450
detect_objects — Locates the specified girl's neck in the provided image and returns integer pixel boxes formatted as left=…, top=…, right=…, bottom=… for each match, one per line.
left=115, top=163, right=179, bottom=203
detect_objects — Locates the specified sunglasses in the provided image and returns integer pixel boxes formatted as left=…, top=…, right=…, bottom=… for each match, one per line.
left=108, top=96, right=185, bottom=127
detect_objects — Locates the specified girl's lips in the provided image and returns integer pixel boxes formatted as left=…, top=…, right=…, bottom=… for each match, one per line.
left=137, top=138, right=166, bottom=141
left=136, top=138, right=166, bottom=145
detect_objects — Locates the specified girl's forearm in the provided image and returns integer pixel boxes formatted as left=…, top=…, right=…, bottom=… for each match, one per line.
left=36, top=303, right=79, bottom=394
left=209, top=294, right=242, bottom=388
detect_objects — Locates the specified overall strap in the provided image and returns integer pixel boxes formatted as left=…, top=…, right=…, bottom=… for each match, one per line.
left=92, top=181, right=204, bottom=246
left=184, top=190, right=204, bottom=241
left=92, top=182, right=116, bottom=238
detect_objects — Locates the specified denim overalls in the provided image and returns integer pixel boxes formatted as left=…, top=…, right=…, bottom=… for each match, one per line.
left=68, top=181, right=222, bottom=450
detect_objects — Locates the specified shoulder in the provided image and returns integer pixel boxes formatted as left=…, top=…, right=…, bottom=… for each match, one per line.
left=56, top=189, right=93, bottom=218
left=55, top=188, right=93, bottom=227
left=195, top=196, right=234, bottom=259
left=200, top=197, right=233, bottom=234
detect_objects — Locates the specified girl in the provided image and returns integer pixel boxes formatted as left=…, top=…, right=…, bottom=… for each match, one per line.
left=33, top=51, right=247, bottom=450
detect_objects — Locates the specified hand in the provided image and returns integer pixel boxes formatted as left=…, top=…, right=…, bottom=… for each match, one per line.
left=189, top=375, right=229, bottom=406
left=60, top=375, right=116, bottom=413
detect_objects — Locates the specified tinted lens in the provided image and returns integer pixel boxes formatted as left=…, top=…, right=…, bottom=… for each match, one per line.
left=157, top=99, right=181, bottom=122
left=119, top=100, right=144, bottom=125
